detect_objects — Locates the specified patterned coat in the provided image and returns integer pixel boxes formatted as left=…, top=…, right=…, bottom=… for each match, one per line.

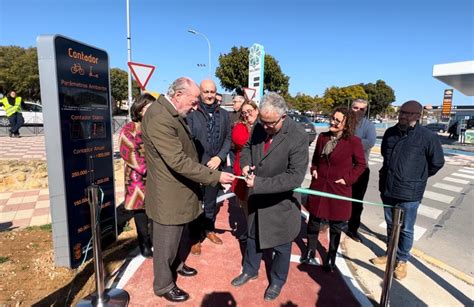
left=119, top=121, right=147, bottom=210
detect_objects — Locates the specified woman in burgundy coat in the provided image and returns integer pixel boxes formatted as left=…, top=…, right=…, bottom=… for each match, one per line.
left=300, top=107, right=366, bottom=272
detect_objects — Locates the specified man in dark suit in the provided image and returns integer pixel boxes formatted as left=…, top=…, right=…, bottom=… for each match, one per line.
left=187, top=79, right=231, bottom=255
left=230, top=92, right=309, bottom=301
left=141, top=77, right=234, bottom=303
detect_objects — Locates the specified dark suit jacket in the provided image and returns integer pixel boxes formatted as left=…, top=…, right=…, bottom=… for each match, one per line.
left=241, top=118, right=309, bottom=249
left=187, top=104, right=231, bottom=166
left=141, top=95, right=220, bottom=225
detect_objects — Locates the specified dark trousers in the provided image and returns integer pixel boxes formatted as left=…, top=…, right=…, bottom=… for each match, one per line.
left=242, top=223, right=292, bottom=287
left=133, top=210, right=151, bottom=243
left=152, top=220, right=186, bottom=295
left=348, top=167, right=370, bottom=233
left=190, top=184, right=221, bottom=241
left=306, top=214, right=346, bottom=266
left=8, top=113, right=23, bottom=135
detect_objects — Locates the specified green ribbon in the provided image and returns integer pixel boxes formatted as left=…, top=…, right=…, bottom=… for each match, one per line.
left=293, top=187, right=393, bottom=208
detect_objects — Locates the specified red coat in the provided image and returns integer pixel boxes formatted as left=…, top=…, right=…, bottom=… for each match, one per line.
left=306, top=132, right=366, bottom=221
left=231, top=122, right=250, bottom=199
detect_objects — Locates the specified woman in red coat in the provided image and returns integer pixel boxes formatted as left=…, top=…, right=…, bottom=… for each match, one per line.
left=300, top=107, right=366, bottom=272
left=231, top=100, right=259, bottom=215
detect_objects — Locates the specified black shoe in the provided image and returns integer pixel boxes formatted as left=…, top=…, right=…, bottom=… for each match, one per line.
left=158, top=286, right=189, bottom=302
left=177, top=264, right=197, bottom=277
left=323, top=263, right=337, bottom=273
left=264, top=284, right=282, bottom=301
left=231, top=272, right=258, bottom=287
left=347, top=231, right=362, bottom=243
left=138, top=239, right=153, bottom=258
left=300, top=248, right=317, bottom=265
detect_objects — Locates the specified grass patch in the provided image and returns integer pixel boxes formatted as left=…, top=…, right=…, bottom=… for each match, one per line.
left=0, top=256, right=10, bottom=264
left=26, top=224, right=52, bottom=232
left=123, top=222, right=132, bottom=232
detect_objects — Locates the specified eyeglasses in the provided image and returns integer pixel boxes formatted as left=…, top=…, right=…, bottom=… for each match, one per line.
left=399, top=110, right=420, bottom=116
left=352, top=106, right=366, bottom=111
left=330, top=116, right=343, bottom=125
left=202, top=90, right=216, bottom=94
left=261, top=115, right=284, bottom=128
left=241, top=109, right=255, bottom=116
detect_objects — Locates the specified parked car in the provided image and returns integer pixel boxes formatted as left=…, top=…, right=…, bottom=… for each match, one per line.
left=0, top=101, right=43, bottom=127
left=423, top=122, right=448, bottom=133
left=287, top=113, right=317, bottom=144
left=370, top=118, right=382, bottom=124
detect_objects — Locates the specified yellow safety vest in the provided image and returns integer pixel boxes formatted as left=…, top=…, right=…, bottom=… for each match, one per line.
left=1, top=96, right=22, bottom=117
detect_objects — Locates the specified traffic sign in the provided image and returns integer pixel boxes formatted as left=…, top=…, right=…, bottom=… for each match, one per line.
left=243, top=87, right=256, bottom=101
left=127, top=62, right=155, bottom=90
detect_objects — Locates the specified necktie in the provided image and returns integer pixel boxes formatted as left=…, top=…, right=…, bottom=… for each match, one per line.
left=264, top=135, right=273, bottom=154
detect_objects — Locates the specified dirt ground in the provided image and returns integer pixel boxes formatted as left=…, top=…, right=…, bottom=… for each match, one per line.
left=0, top=221, right=137, bottom=306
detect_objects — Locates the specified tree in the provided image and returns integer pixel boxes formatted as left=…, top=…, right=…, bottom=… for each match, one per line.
left=361, top=80, right=395, bottom=116
left=215, top=46, right=290, bottom=96
left=110, top=67, right=140, bottom=112
left=321, top=85, right=368, bottom=109
left=288, top=93, right=316, bottom=112
left=0, top=46, right=40, bottom=101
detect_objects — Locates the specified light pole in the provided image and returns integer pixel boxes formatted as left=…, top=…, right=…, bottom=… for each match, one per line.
left=188, top=29, right=211, bottom=78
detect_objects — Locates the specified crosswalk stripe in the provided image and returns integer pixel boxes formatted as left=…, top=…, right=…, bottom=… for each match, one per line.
left=458, top=169, right=474, bottom=174
left=443, top=176, right=470, bottom=184
left=379, top=221, right=427, bottom=241
left=370, top=158, right=384, bottom=162
left=432, top=182, right=463, bottom=193
left=418, top=204, right=443, bottom=219
left=452, top=172, right=474, bottom=179
left=368, top=161, right=377, bottom=165
left=423, top=190, right=454, bottom=204
left=305, top=174, right=312, bottom=180
left=462, top=167, right=474, bottom=171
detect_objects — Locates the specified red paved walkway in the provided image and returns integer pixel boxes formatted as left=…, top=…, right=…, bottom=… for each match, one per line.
left=122, top=200, right=360, bottom=306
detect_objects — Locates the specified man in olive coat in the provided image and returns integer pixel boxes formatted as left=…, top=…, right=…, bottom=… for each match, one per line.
left=230, top=92, right=309, bottom=301
left=142, top=77, right=234, bottom=303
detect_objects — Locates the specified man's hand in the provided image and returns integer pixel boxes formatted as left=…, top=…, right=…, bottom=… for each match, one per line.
left=219, top=172, right=235, bottom=184
left=244, top=174, right=255, bottom=188
left=312, top=170, right=318, bottom=179
left=207, top=156, right=222, bottom=170
left=242, top=165, right=255, bottom=177
left=335, top=178, right=346, bottom=185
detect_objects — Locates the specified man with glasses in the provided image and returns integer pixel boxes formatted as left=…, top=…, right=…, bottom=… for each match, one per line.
left=371, top=100, right=444, bottom=280
left=347, top=99, right=376, bottom=242
left=229, top=95, right=245, bottom=126
left=230, top=92, right=308, bottom=301
left=187, top=79, right=231, bottom=256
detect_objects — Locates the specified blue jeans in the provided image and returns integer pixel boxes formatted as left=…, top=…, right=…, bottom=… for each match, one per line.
left=382, top=196, right=420, bottom=262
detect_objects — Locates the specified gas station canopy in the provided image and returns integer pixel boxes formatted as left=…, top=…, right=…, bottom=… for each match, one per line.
left=433, top=60, right=474, bottom=96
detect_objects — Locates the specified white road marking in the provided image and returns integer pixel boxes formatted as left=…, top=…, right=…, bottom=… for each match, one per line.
left=443, top=177, right=470, bottom=184
left=370, top=158, right=384, bottom=162
left=423, top=190, right=454, bottom=204
left=418, top=204, right=443, bottom=219
left=368, top=161, right=377, bottom=165
left=462, top=167, right=474, bottom=171
left=432, top=182, right=464, bottom=193
left=379, top=221, right=427, bottom=241
left=458, top=169, right=474, bottom=174
left=452, top=172, right=474, bottom=179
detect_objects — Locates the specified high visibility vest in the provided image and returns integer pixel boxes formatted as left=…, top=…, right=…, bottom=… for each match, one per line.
left=1, top=96, right=22, bottom=117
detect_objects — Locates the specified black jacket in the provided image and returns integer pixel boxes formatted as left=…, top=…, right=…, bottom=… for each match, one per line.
left=379, top=123, right=444, bottom=201
left=187, top=103, right=231, bottom=166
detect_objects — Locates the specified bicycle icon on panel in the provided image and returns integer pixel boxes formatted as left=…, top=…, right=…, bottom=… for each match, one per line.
left=71, top=63, right=85, bottom=75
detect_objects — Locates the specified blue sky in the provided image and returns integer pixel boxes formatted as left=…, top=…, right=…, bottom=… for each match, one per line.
left=1, top=0, right=473, bottom=106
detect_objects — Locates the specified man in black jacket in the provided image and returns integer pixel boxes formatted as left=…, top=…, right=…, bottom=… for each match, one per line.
left=187, top=79, right=231, bottom=256
left=371, top=100, right=444, bottom=280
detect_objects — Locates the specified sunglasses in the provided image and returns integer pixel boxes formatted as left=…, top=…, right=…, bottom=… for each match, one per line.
left=352, top=106, right=366, bottom=111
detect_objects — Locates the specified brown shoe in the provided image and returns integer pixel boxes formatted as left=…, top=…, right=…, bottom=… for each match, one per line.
left=394, top=261, right=407, bottom=280
left=190, top=242, right=201, bottom=256
left=206, top=232, right=223, bottom=245
left=370, top=255, right=387, bottom=265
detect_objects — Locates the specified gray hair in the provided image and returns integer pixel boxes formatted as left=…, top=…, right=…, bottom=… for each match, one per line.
left=352, top=98, right=368, bottom=107
left=260, top=92, right=288, bottom=116
left=167, top=77, right=196, bottom=98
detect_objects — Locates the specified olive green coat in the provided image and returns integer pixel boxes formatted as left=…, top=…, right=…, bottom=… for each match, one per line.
left=141, top=95, right=220, bottom=225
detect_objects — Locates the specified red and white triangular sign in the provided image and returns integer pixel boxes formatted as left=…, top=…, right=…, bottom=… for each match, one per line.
left=243, top=87, right=256, bottom=101
left=127, top=62, right=155, bottom=90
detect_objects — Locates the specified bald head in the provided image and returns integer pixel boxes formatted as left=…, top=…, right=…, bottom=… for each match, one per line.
left=398, top=100, right=422, bottom=129
left=401, top=100, right=423, bottom=113
left=200, top=79, right=217, bottom=105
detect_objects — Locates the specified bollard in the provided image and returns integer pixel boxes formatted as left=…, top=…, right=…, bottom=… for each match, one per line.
left=77, top=185, right=129, bottom=307
left=380, top=207, right=404, bottom=307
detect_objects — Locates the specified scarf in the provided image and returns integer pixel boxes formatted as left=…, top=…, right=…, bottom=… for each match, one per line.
left=321, top=135, right=340, bottom=157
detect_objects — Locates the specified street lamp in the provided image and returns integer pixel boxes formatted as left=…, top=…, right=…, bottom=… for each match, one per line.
left=188, top=29, right=211, bottom=78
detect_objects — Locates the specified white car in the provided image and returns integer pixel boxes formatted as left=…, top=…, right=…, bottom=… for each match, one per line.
left=0, top=101, right=43, bottom=126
